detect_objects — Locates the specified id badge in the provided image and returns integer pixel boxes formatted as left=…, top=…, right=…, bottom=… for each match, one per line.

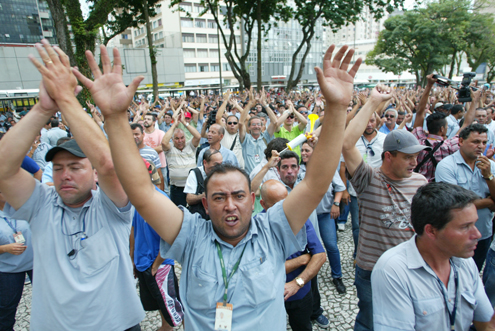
left=254, top=154, right=260, bottom=163
left=363, top=153, right=368, bottom=164
left=214, top=302, right=233, bottom=331
left=13, top=232, right=26, bottom=244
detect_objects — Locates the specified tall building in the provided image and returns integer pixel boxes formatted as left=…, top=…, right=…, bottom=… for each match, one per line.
left=0, top=0, right=57, bottom=44
left=124, top=0, right=240, bottom=87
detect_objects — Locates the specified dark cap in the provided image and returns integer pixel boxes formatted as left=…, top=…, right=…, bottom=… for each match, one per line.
left=383, top=130, right=432, bottom=154
left=45, top=139, right=86, bottom=162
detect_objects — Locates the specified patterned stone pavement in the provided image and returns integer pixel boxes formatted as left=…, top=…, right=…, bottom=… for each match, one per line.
left=14, top=221, right=358, bottom=331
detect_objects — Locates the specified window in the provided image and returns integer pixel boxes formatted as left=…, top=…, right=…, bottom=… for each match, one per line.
left=153, top=21, right=157, bottom=29
left=182, top=33, right=194, bottom=43
left=156, top=6, right=161, bottom=13
left=208, top=20, right=217, bottom=29
left=181, top=18, right=193, bottom=28
left=134, top=30, right=138, bottom=37
left=211, top=63, right=219, bottom=72
left=199, top=64, right=209, bottom=72
left=194, top=4, right=205, bottom=12
left=183, top=49, right=195, bottom=58
left=197, top=49, right=208, bottom=57
left=158, top=19, right=162, bottom=26
left=195, top=19, right=206, bottom=28
left=159, top=31, right=163, bottom=39
left=196, top=34, right=207, bottom=43
left=209, top=49, right=218, bottom=58
left=209, top=34, right=218, bottom=43
left=184, top=64, right=197, bottom=72
left=179, top=2, right=192, bottom=12
left=223, top=63, right=231, bottom=71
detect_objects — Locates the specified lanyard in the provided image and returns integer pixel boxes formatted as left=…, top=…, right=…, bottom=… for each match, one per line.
left=215, top=241, right=247, bottom=305
left=2, top=217, right=17, bottom=233
left=433, top=261, right=459, bottom=331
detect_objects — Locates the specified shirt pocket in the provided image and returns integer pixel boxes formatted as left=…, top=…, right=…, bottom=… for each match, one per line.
left=412, top=297, right=444, bottom=330
left=72, top=227, right=119, bottom=277
left=187, top=266, right=219, bottom=310
left=239, top=255, right=276, bottom=307
left=460, top=291, right=477, bottom=327
left=455, top=171, right=469, bottom=187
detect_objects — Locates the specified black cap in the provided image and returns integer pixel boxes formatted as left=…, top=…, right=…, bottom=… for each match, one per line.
left=45, top=139, right=86, bottom=162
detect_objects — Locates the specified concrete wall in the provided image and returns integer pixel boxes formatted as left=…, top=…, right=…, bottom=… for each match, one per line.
left=0, top=45, right=185, bottom=89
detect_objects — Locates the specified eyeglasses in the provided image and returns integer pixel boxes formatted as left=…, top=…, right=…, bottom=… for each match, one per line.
left=300, top=111, right=308, bottom=115
left=288, top=115, right=295, bottom=119
left=228, top=121, right=238, bottom=125
left=385, top=115, right=395, bottom=118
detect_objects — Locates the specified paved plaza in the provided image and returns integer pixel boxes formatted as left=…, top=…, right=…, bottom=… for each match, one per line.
left=14, top=221, right=359, bottom=331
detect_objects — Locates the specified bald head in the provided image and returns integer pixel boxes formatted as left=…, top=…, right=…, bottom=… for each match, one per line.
left=260, top=179, right=288, bottom=210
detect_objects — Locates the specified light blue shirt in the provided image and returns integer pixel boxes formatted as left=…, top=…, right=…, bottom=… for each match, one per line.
left=160, top=203, right=306, bottom=331
left=31, top=142, right=51, bottom=172
left=4, top=181, right=144, bottom=330
left=372, top=235, right=494, bottom=331
left=44, top=127, right=68, bottom=146
left=42, top=161, right=53, bottom=183
left=447, top=114, right=460, bottom=139
left=379, top=123, right=399, bottom=134
left=435, top=150, right=495, bottom=239
left=197, top=145, right=239, bottom=167
left=0, top=210, right=33, bottom=273
left=241, top=131, right=273, bottom=175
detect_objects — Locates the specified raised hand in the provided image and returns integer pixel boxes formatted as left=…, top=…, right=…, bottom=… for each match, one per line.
left=314, top=45, right=361, bottom=109
left=369, top=84, right=393, bottom=104
left=72, top=45, right=144, bottom=118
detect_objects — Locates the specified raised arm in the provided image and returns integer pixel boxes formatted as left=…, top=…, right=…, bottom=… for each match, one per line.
left=161, top=113, right=180, bottom=152
left=238, top=92, right=255, bottom=143
left=72, top=44, right=183, bottom=245
left=216, top=90, right=231, bottom=127
left=182, top=114, right=201, bottom=147
left=413, top=74, right=437, bottom=128
left=342, top=85, right=393, bottom=176
left=283, top=45, right=362, bottom=235
left=455, top=89, right=480, bottom=135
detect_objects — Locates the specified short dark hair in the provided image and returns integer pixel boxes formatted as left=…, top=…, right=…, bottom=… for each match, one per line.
left=204, top=149, right=221, bottom=162
left=51, top=119, right=59, bottom=128
left=144, top=112, right=156, bottom=121
left=459, top=123, right=488, bottom=140
left=381, top=150, right=397, bottom=161
left=56, top=137, right=71, bottom=146
left=264, top=138, right=289, bottom=160
left=426, top=112, right=447, bottom=134
left=277, top=150, right=299, bottom=168
left=451, top=104, right=464, bottom=115
left=130, top=123, right=144, bottom=133
left=204, top=164, right=251, bottom=197
left=248, top=116, right=261, bottom=127
left=411, top=182, right=478, bottom=235
left=398, top=111, right=406, bottom=116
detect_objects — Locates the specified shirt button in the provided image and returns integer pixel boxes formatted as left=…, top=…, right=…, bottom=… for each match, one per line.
left=423, top=311, right=427, bottom=315
left=448, top=299, right=451, bottom=303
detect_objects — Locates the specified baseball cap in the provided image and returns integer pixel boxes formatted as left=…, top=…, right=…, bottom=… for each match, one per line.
left=45, top=139, right=86, bottom=162
left=383, top=130, right=432, bottom=154
left=434, top=102, right=444, bottom=110
left=184, top=112, right=192, bottom=119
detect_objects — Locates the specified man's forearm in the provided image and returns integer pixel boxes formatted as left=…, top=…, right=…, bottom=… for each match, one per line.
left=295, top=252, right=326, bottom=284
left=414, top=82, right=433, bottom=128
left=343, top=98, right=381, bottom=151
left=186, top=193, right=205, bottom=206
left=0, top=104, right=52, bottom=179
left=251, top=163, right=271, bottom=195
left=285, top=253, right=311, bottom=274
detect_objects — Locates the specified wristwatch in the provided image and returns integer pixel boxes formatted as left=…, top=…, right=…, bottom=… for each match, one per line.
left=484, top=174, right=494, bottom=181
left=333, top=201, right=340, bottom=207
left=295, top=277, right=305, bottom=288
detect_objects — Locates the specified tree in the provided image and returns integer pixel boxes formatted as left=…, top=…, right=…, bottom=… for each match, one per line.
left=285, top=0, right=403, bottom=91
left=463, top=13, right=495, bottom=74
left=170, top=0, right=290, bottom=90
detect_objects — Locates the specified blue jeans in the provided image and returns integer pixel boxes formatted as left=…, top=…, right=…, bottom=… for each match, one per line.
left=354, top=265, right=373, bottom=331
left=317, top=213, right=342, bottom=279
left=483, top=247, right=495, bottom=308
left=0, top=270, right=33, bottom=331
left=349, top=196, right=359, bottom=258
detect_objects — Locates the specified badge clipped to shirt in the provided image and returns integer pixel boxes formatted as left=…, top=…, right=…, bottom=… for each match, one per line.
left=13, top=231, right=26, bottom=244
left=363, top=153, right=368, bottom=164
left=214, top=302, right=233, bottom=331
left=254, top=154, right=260, bottom=163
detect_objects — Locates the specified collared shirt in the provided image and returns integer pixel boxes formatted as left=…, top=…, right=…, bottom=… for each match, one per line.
left=197, top=145, right=239, bottom=167
left=4, top=181, right=144, bottom=330
left=221, top=130, right=245, bottom=169
left=242, top=131, right=273, bottom=175
left=184, top=166, right=206, bottom=194
left=372, top=235, right=494, bottom=331
left=31, top=142, right=52, bottom=172
left=379, top=123, right=399, bottom=135
left=0, top=210, right=33, bottom=273
left=43, top=127, right=68, bottom=146
left=160, top=202, right=306, bottom=331
left=42, top=161, right=53, bottom=183
left=447, top=114, right=460, bottom=139
left=159, top=122, right=173, bottom=134
left=413, top=127, right=460, bottom=182
left=165, top=140, right=198, bottom=187
left=436, top=151, right=495, bottom=239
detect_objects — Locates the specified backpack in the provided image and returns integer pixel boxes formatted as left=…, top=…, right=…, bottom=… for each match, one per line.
left=187, top=168, right=209, bottom=220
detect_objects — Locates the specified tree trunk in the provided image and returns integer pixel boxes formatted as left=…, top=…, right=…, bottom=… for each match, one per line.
left=143, top=0, right=158, bottom=102
left=256, top=0, right=262, bottom=92
left=448, top=51, right=456, bottom=79
left=45, top=0, right=75, bottom=66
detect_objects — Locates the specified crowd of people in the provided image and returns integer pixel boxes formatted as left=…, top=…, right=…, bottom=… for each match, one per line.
left=0, top=39, right=495, bottom=331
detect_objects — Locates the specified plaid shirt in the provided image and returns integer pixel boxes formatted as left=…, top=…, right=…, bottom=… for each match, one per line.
left=413, top=127, right=460, bottom=182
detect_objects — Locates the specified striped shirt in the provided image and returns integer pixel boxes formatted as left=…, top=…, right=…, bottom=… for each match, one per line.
left=350, top=161, right=427, bottom=271
left=165, top=140, right=198, bottom=187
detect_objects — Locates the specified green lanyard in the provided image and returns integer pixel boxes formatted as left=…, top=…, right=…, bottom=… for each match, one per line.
left=215, top=241, right=247, bottom=305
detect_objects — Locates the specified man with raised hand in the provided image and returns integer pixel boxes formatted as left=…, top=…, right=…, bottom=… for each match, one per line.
left=76, top=43, right=361, bottom=331
left=0, top=40, right=144, bottom=330
left=342, top=85, right=430, bottom=331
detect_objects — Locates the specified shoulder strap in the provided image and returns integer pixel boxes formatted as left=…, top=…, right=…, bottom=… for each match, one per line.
left=230, top=134, right=238, bottom=151
left=192, top=167, right=205, bottom=194
left=414, top=139, right=445, bottom=172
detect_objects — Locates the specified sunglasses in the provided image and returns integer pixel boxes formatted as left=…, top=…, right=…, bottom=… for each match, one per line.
left=385, top=115, right=395, bottom=118
left=228, top=121, right=238, bottom=125
left=300, top=111, right=308, bottom=115
left=288, top=115, right=295, bottom=119
left=366, top=145, right=375, bottom=157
